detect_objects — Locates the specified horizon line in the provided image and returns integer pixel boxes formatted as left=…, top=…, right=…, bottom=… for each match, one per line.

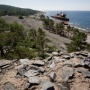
left=0, top=4, right=90, bottom=12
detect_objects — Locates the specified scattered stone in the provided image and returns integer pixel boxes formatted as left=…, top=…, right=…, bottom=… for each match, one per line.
left=54, top=56, right=66, bottom=63
left=60, top=66, right=74, bottom=81
left=15, top=64, right=24, bottom=70
left=20, top=59, right=30, bottom=65
left=17, top=68, right=26, bottom=76
left=88, top=53, right=90, bottom=57
left=70, top=58, right=81, bottom=67
left=28, top=76, right=40, bottom=84
left=48, top=61, right=55, bottom=68
left=3, top=82, right=15, bottom=90
left=38, top=67, right=45, bottom=73
left=63, top=55, right=70, bottom=59
left=62, top=64, right=72, bottom=67
left=59, top=51, right=63, bottom=56
left=70, top=53, right=75, bottom=58
left=25, top=81, right=30, bottom=89
left=80, top=52, right=88, bottom=57
left=53, top=56, right=66, bottom=62
left=53, top=56, right=60, bottom=62
left=1, top=64, right=11, bottom=69
left=1, top=51, right=90, bottom=90
left=26, top=65, right=45, bottom=73
left=33, top=60, right=45, bottom=66
left=77, top=69, right=90, bottom=78
left=83, top=57, right=90, bottom=67
left=58, top=82, right=70, bottom=90
left=41, top=81, right=55, bottom=90
left=0, top=60, right=11, bottom=67
left=74, top=52, right=80, bottom=55
left=77, top=55, right=86, bottom=59
left=48, top=72, right=56, bottom=82
left=52, top=52, right=58, bottom=56
left=46, top=56, right=52, bottom=61
left=25, top=70, right=39, bottom=78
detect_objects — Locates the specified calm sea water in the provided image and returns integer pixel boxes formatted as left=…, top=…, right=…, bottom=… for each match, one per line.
left=45, top=11, right=90, bottom=31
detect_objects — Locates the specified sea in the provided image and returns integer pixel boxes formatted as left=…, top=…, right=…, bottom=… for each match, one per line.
left=45, top=11, right=90, bottom=32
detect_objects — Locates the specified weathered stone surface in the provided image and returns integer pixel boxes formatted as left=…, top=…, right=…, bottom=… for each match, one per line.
left=53, top=56, right=66, bottom=62
left=52, top=52, right=58, bottom=56
left=77, top=69, right=90, bottom=78
left=41, top=81, right=55, bottom=90
left=28, top=76, right=40, bottom=84
left=58, top=82, right=70, bottom=90
left=48, top=61, right=55, bottom=68
left=62, top=64, right=72, bottom=67
left=26, top=65, right=45, bottom=73
left=70, top=58, right=81, bottom=67
left=17, top=68, right=26, bottom=76
left=25, top=70, right=39, bottom=78
left=20, top=59, right=30, bottom=65
left=77, top=55, right=86, bottom=59
left=48, top=72, right=56, bottom=82
left=33, top=60, right=45, bottom=66
left=0, top=60, right=11, bottom=67
left=15, top=64, right=24, bottom=70
left=25, top=81, right=30, bottom=89
left=46, top=56, right=52, bottom=61
left=70, top=53, right=75, bottom=58
left=3, top=82, right=15, bottom=90
left=74, top=52, right=80, bottom=55
left=38, top=67, right=45, bottom=73
left=80, top=52, right=88, bottom=57
left=59, top=51, right=63, bottom=56
left=60, top=66, right=74, bottom=81
left=84, top=57, right=90, bottom=67
left=63, top=55, right=70, bottom=59
left=53, top=56, right=60, bottom=62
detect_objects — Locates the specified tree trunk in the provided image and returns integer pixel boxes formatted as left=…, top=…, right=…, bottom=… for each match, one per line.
left=0, top=47, right=4, bottom=58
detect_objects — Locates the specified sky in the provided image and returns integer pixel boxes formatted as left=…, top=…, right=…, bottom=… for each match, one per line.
left=0, top=0, right=90, bottom=11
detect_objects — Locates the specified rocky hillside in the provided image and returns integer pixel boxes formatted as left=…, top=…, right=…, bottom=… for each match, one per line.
left=1, top=16, right=71, bottom=50
left=0, top=51, right=90, bottom=90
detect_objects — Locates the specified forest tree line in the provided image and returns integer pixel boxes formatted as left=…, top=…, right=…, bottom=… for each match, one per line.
left=0, top=5, right=39, bottom=16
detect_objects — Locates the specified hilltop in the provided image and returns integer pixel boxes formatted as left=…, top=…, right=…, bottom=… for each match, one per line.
left=0, top=10, right=90, bottom=90
left=0, top=5, right=39, bottom=16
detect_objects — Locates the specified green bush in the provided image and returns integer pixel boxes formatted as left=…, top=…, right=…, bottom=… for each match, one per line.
left=15, top=46, right=38, bottom=59
left=18, top=16, right=24, bottom=19
left=5, top=52, right=19, bottom=60
left=47, top=45, right=56, bottom=53
left=67, top=30, right=87, bottom=53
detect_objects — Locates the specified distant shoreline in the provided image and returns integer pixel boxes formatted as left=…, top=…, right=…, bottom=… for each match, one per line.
left=44, top=11, right=90, bottom=33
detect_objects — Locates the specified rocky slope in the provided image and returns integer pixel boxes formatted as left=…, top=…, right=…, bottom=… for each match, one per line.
left=0, top=51, right=90, bottom=90
left=1, top=16, right=71, bottom=50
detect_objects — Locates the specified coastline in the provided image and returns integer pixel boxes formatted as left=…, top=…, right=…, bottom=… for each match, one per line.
left=44, top=11, right=90, bottom=33
left=44, top=13, right=90, bottom=44
left=69, top=23, right=90, bottom=33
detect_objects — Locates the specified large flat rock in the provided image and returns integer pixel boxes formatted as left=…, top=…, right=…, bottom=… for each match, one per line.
left=25, top=70, right=39, bottom=78
left=20, top=59, right=30, bottom=65
left=28, top=76, right=40, bottom=84
left=3, top=82, right=15, bottom=90
left=0, top=60, right=11, bottom=67
left=60, top=66, right=74, bottom=81
left=33, top=60, right=45, bottom=66
left=41, top=81, right=55, bottom=90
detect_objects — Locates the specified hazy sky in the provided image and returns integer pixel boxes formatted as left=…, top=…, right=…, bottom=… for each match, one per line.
left=0, top=0, right=90, bottom=11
